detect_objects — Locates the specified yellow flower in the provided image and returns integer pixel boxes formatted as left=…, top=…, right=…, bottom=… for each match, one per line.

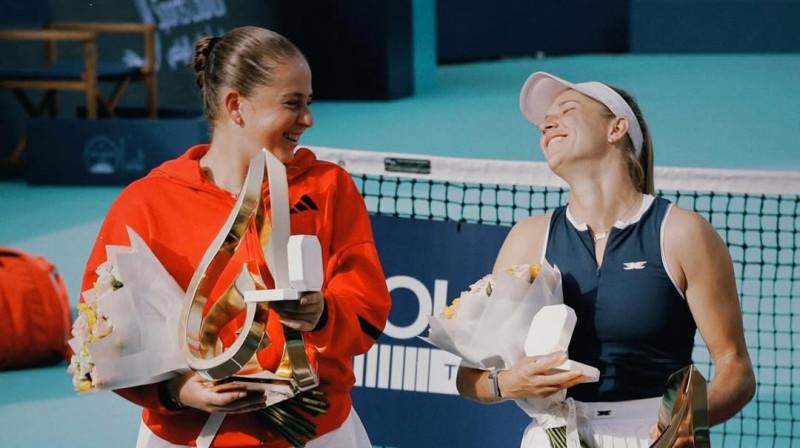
left=442, top=298, right=460, bottom=319
left=504, top=263, right=542, bottom=283
left=86, top=310, right=97, bottom=327
left=529, top=263, right=541, bottom=280
left=77, top=303, right=98, bottom=327
left=440, top=264, right=542, bottom=320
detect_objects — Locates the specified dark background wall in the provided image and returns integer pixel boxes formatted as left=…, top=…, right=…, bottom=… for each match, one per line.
left=2, top=0, right=800, bottom=159
left=630, top=0, right=800, bottom=53
left=436, top=0, right=631, bottom=62
left=0, top=0, right=279, bottom=156
left=0, top=0, right=435, bottom=155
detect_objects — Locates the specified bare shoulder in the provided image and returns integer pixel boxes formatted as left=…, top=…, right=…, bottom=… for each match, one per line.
left=493, top=213, right=552, bottom=272
left=664, top=204, right=720, bottom=246
left=510, top=213, right=552, bottom=236
left=664, top=204, right=731, bottom=283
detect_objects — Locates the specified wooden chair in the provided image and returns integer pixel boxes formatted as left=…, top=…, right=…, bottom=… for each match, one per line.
left=0, top=21, right=158, bottom=120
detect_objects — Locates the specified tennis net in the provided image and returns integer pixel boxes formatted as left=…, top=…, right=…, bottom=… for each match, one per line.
left=313, top=145, right=800, bottom=448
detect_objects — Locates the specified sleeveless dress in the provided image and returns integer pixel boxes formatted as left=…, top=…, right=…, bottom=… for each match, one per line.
left=521, top=195, right=697, bottom=448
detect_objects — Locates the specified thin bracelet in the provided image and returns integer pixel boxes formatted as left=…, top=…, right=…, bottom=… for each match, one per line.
left=158, top=379, right=185, bottom=411
left=487, top=370, right=504, bottom=399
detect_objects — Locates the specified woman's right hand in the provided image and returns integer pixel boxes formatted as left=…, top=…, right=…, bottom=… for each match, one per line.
left=168, top=371, right=268, bottom=414
left=499, top=352, right=587, bottom=399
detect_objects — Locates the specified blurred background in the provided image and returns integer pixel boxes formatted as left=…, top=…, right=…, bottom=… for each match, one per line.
left=2, top=0, right=798, bottom=177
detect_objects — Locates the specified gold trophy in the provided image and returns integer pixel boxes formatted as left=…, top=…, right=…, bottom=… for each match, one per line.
left=178, top=148, right=321, bottom=405
left=651, top=364, right=711, bottom=447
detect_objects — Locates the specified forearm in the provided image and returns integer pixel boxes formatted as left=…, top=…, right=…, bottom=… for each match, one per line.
left=457, top=354, right=583, bottom=404
left=305, top=290, right=385, bottom=358
left=305, top=243, right=390, bottom=358
left=706, top=354, right=756, bottom=426
left=114, top=382, right=183, bottom=414
left=455, top=366, right=504, bottom=404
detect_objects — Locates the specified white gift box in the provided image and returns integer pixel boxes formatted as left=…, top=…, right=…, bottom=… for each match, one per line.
left=287, top=235, right=323, bottom=292
left=525, top=304, right=599, bottom=382
left=244, top=234, right=323, bottom=303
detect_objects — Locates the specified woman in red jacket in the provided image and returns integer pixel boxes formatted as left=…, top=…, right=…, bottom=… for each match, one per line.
left=82, top=26, right=391, bottom=448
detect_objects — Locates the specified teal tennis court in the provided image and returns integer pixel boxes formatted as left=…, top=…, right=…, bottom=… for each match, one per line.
left=1, top=53, right=799, bottom=447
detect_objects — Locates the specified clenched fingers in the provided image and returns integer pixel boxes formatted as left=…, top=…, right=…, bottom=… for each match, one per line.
left=270, top=291, right=325, bottom=331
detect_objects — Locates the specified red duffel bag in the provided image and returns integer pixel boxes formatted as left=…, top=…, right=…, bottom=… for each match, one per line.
left=0, top=247, right=71, bottom=370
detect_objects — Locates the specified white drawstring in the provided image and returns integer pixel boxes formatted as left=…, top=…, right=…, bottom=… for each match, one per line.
left=516, top=396, right=581, bottom=448
left=196, top=412, right=226, bottom=448
left=565, top=397, right=581, bottom=448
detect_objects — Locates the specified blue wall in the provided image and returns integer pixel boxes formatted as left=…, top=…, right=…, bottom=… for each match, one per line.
left=631, top=0, right=800, bottom=53
left=436, top=0, right=630, bottom=62
left=436, top=0, right=800, bottom=62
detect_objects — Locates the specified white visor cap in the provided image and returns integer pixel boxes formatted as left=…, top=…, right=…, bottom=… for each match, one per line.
left=519, top=71, right=643, bottom=157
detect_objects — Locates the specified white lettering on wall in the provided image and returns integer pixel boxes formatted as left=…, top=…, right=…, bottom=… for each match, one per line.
left=383, top=276, right=449, bottom=340
left=354, top=344, right=461, bottom=395
left=147, top=0, right=227, bottom=33
left=133, top=0, right=229, bottom=71
left=355, top=275, right=461, bottom=395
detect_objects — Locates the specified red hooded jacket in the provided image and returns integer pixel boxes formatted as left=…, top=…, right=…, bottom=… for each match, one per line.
left=82, top=145, right=391, bottom=447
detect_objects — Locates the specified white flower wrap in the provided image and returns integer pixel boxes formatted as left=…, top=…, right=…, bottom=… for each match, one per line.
left=67, top=226, right=188, bottom=391
left=423, top=261, right=592, bottom=448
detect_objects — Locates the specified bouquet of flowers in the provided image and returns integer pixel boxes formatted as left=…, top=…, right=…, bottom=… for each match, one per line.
left=424, top=262, right=560, bottom=372
left=67, top=226, right=329, bottom=448
left=423, top=261, right=597, bottom=448
left=67, top=226, right=187, bottom=391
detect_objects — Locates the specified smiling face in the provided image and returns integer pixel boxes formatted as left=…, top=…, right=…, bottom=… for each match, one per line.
left=238, top=56, right=314, bottom=163
left=538, top=89, right=614, bottom=173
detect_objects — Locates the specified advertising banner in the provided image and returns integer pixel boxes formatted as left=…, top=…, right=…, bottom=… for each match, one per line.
left=354, top=215, right=532, bottom=447
left=26, top=118, right=207, bottom=185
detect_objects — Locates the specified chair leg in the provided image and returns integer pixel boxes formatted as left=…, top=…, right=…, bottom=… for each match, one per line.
left=85, top=82, right=97, bottom=120
left=96, top=93, right=116, bottom=119
left=11, top=89, right=58, bottom=118
left=106, top=76, right=132, bottom=118
left=45, top=90, right=57, bottom=117
left=0, top=136, right=27, bottom=179
left=12, top=89, right=38, bottom=116
left=145, top=73, right=157, bottom=118
left=10, top=135, right=26, bottom=163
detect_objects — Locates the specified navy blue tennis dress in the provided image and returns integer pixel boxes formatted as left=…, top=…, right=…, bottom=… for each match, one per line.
left=544, top=195, right=697, bottom=402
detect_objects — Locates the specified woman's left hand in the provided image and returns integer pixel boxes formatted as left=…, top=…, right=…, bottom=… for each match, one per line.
left=499, top=352, right=586, bottom=399
left=270, top=291, right=325, bottom=331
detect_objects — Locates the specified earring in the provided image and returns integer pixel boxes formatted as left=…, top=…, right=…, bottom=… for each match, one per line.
left=236, top=118, right=244, bottom=128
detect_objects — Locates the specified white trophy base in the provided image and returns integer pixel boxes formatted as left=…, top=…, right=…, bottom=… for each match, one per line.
left=244, top=289, right=300, bottom=302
